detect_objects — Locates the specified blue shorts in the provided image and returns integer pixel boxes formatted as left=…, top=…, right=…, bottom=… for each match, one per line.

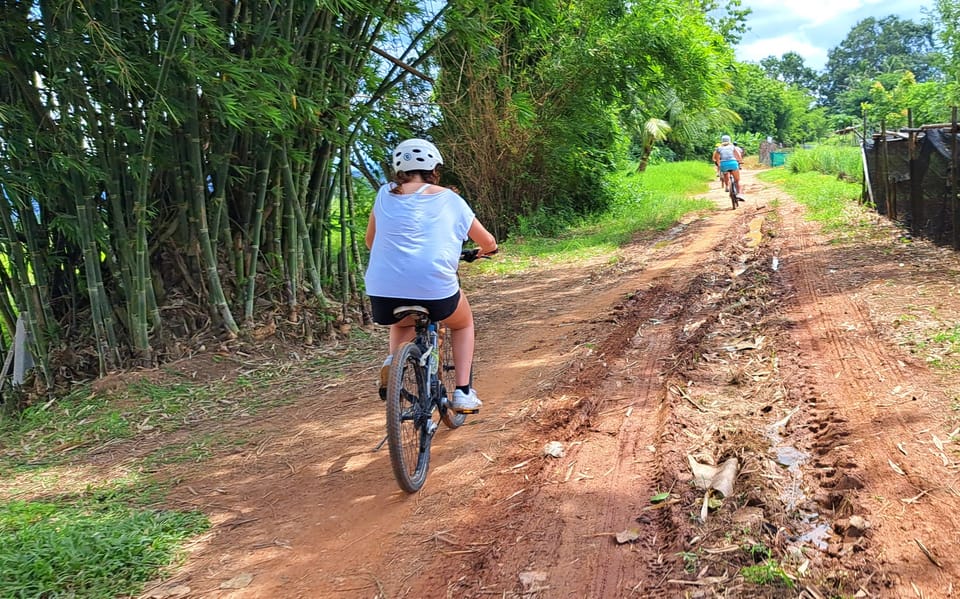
left=719, top=159, right=740, bottom=173
left=369, top=292, right=461, bottom=325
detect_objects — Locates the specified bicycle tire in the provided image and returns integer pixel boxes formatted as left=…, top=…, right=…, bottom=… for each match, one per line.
left=729, top=177, right=739, bottom=209
left=438, top=325, right=466, bottom=429
left=385, top=342, right=431, bottom=492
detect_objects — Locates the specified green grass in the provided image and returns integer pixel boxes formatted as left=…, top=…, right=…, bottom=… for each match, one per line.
left=785, top=144, right=863, bottom=180
left=0, top=388, right=136, bottom=468
left=916, top=324, right=960, bottom=370
left=756, top=168, right=872, bottom=240
left=0, top=381, right=217, bottom=596
left=482, top=161, right=715, bottom=276
left=0, top=497, right=207, bottom=598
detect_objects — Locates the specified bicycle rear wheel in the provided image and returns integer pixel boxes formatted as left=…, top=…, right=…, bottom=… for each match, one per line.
left=385, top=342, right=431, bottom=492
left=729, top=177, right=739, bottom=209
left=438, top=325, right=466, bottom=429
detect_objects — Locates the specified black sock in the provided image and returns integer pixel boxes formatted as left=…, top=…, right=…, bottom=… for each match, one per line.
left=456, top=385, right=470, bottom=394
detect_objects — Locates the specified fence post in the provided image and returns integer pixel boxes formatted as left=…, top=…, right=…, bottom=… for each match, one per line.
left=952, top=107, right=959, bottom=250
left=861, top=112, right=869, bottom=205
left=872, top=124, right=885, bottom=215
left=880, top=119, right=894, bottom=218
left=908, top=109, right=922, bottom=236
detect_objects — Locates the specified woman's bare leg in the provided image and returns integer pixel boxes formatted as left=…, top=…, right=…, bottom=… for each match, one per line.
left=441, top=293, right=475, bottom=387
left=388, top=316, right=417, bottom=354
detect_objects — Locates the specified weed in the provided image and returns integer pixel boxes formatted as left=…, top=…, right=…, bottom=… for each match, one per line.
left=678, top=551, right=698, bottom=573
left=745, top=542, right=772, bottom=562
left=741, top=560, right=794, bottom=588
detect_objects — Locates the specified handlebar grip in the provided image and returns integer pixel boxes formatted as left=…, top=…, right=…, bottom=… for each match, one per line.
left=460, top=248, right=497, bottom=262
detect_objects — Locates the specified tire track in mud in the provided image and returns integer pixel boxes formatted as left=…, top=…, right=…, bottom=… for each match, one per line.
left=410, top=209, right=758, bottom=598
left=774, top=200, right=960, bottom=595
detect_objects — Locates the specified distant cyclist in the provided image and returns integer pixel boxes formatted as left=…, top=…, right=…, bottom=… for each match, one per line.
left=712, top=135, right=744, bottom=204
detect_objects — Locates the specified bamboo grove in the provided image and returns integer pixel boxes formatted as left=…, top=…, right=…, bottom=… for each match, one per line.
left=0, top=0, right=738, bottom=396
left=0, top=0, right=457, bottom=388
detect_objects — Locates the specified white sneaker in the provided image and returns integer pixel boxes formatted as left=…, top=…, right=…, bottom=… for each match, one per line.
left=451, top=388, right=482, bottom=412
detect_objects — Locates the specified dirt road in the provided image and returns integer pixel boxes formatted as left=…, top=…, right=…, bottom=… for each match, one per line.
left=150, top=169, right=960, bottom=598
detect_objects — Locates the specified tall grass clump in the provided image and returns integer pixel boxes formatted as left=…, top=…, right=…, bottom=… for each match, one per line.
left=786, top=145, right=862, bottom=180
left=604, top=161, right=715, bottom=236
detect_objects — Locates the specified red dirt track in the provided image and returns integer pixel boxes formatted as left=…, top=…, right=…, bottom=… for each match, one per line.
left=144, top=169, right=960, bottom=598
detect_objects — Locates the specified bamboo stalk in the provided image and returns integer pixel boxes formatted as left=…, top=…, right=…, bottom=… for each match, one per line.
left=186, top=55, right=240, bottom=338
left=244, top=145, right=274, bottom=324
left=130, top=0, right=192, bottom=361
left=338, top=148, right=350, bottom=317
left=281, top=142, right=327, bottom=306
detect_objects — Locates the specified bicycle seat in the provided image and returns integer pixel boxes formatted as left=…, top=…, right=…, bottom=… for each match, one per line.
left=392, top=305, right=430, bottom=320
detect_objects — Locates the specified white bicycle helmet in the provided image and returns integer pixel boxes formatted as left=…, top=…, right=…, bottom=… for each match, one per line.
left=392, top=138, right=443, bottom=172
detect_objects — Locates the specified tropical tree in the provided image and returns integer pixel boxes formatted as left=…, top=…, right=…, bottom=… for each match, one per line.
left=698, top=0, right=753, bottom=45
left=933, top=0, right=960, bottom=81
left=820, top=16, right=939, bottom=110
left=434, top=0, right=736, bottom=231
left=725, top=62, right=828, bottom=145
left=760, top=51, right=820, bottom=93
left=626, top=90, right=741, bottom=171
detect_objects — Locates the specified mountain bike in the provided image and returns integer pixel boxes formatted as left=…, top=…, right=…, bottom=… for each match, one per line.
left=383, top=248, right=488, bottom=493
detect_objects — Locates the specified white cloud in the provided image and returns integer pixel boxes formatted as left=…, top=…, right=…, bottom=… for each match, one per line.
left=735, top=0, right=935, bottom=71
left=767, top=0, right=888, bottom=27
left=738, top=35, right=827, bottom=69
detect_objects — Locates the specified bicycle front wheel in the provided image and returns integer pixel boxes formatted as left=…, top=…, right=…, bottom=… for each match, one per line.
left=385, top=342, right=431, bottom=492
left=438, top=325, right=466, bottom=429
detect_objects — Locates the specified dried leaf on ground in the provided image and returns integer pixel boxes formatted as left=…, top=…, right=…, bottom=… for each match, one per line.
left=615, top=528, right=641, bottom=544
left=688, top=456, right=739, bottom=498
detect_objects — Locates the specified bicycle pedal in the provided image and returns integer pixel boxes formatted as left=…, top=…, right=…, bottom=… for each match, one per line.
left=454, top=408, right=480, bottom=414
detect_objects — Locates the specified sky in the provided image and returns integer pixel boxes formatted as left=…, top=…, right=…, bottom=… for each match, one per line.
left=734, top=0, right=937, bottom=71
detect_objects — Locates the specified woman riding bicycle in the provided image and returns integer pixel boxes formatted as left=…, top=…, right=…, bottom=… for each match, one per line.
left=712, top=135, right=744, bottom=205
left=364, top=138, right=498, bottom=412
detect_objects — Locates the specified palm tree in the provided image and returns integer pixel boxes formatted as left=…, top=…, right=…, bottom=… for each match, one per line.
left=630, top=88, right=741, bottom=171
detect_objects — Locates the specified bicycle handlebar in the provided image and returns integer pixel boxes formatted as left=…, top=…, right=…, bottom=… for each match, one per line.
left=460, top=248, right=498, bottom=262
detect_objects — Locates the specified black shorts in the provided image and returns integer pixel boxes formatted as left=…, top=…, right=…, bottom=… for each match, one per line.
left=369, top=292, right=461, bottom=325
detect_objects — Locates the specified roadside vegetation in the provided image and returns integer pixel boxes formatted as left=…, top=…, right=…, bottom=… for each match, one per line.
left=783, top=143, right=864, bottom=181
left=500, top=161, right=716, bottom=272
left=758, top=147, right=872, bottom=239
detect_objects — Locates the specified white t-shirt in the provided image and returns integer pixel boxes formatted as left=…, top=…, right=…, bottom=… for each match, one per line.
left=364, top=183, right=476, bottom=300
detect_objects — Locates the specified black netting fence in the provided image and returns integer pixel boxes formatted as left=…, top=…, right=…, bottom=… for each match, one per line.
left=864, top=120, right=960, bottom=246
